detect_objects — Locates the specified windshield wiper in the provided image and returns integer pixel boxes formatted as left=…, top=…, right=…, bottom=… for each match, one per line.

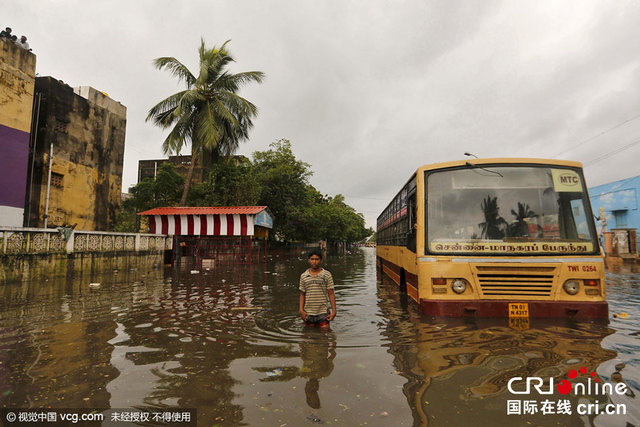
left=465, top=161, right=504, bottom=178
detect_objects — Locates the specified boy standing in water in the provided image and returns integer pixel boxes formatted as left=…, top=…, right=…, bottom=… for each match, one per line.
left=299, top=251, right=336, bottom=328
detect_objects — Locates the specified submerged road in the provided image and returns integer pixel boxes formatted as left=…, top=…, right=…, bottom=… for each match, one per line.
left=0, top=248, right=638, bottom=426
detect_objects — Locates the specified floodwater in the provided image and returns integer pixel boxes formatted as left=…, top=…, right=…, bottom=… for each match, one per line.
left=0, top=247, right=638, bottom=426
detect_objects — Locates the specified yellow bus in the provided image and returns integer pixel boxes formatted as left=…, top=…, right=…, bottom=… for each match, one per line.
left=376, top=158, right=608, bottom=318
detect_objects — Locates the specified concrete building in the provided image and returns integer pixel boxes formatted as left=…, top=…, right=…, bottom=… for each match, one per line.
left=136, top=154, right=248, bottom=186
left=25, top=77, right=127, bottom=230
left=0, top=38, right=36, bottom=226
left=138, top=155, right=203, bottom=184
left=590, top=175, right=640, bottom=254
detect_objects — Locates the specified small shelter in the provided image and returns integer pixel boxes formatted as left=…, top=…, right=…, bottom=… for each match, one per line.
left=139, top=206, right=274, bottom=266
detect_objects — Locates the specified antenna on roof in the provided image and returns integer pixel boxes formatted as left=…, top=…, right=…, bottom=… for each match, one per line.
left=464, top=152, right=478, bottom=159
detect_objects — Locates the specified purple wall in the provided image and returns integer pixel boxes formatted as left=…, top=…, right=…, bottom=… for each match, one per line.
left=0, top=123, right=29, bottom=208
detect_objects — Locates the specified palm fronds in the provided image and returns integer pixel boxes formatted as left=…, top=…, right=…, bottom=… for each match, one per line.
left=147, top=39, right=264, bottom=205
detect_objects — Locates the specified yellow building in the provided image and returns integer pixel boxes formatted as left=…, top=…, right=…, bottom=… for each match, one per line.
left=0, top=37, right=36, bottom=226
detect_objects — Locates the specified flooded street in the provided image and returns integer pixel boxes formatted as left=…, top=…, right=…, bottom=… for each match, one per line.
left=1, top=247, right=639, bottom=426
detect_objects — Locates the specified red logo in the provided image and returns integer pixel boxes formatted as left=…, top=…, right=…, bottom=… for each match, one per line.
left=556, top=366, right=598, bottom=395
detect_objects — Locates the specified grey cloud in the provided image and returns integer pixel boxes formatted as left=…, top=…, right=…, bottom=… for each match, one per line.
left=4, top=1, right=640, bottom=228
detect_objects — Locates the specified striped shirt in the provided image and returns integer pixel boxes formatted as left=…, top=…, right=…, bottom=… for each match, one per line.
left=299, top=268, right=334, bottom=315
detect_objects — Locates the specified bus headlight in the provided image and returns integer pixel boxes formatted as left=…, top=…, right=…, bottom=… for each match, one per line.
left=563, top=280, right=580, bottom=295
left=451, top=279, right=467, bottom=294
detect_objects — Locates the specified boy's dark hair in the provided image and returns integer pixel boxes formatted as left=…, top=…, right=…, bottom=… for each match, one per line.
left=308, top=250, right=323, bottom=259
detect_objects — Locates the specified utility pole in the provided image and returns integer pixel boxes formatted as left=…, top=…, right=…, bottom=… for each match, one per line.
left=43, top=141, right=53, bottom=228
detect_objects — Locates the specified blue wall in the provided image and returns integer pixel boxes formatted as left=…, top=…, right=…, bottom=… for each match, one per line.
left=589, top=175, right=640, bottom=251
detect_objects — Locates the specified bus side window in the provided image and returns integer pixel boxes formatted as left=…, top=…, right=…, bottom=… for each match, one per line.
left=407, top=191, right=417, bottom=252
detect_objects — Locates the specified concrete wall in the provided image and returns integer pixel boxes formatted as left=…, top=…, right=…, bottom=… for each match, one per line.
left=589, top=175, right=640, bottom=251
left=25, top=77, right=126, bottom=230
left=0, top=227, right=171, bottom=285
left=0, top=38, right=36, bottom=226
left=0, top=251, right=165, bottom=286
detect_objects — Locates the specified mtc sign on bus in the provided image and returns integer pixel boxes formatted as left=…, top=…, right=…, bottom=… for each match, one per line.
left=552, top=169, right=581, bottom=192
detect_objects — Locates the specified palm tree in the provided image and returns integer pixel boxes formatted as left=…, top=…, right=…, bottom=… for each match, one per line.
left=146, top=39, right=264, bottom=205
left=510, top=202, right=536, bottom=237
left=479, top=195, right=509, bottom=239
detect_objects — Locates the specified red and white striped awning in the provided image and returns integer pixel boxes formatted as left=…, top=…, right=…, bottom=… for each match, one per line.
left=138, top=207, right=273, bottom=236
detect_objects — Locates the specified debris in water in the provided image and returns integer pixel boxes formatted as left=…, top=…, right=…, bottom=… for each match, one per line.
left=266, top=369, right=282, bottom=377
left=306, top=414, right=324, bottom=424
left=230, top=306, right=263, bottom=311
left=613, top=312, right=629, bottom=318
left=190, top=270, right=199, bottom=274
left=88, top=283, right=101, bottom=289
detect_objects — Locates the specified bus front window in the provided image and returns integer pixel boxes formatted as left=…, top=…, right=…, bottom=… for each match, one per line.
left=426, top=166, right=598, bottom=255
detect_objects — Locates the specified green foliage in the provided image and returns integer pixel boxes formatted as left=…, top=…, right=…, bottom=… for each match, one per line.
left=313, top=195, right=373, bottom=244
left=188, top=156, right=259, bottom=206
left=116, top=139, right=372, bottom=243
left=252, top=139, right=316, bottom=241
left=250, top=139, right=372, bottom=243
left=114, top=164, right=185, bottom=232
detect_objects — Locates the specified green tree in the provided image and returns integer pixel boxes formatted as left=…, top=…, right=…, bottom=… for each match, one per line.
left=251, top=139, right=372, bottom=243
left=252, top=139, right=318, bottom=241
left=188, top=156, right=259, bottom=206
left=314, top=194, right=373, bottom=244
left=114, top=164, right=185, bottom=232
left=146, top=39, right=264, bottom=205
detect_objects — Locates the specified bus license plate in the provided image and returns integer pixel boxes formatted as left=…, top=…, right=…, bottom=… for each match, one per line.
left=509, top=303, right=529, bottom=318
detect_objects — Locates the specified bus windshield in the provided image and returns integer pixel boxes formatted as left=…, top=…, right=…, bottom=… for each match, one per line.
left=426, top=165, right=598, bottom=255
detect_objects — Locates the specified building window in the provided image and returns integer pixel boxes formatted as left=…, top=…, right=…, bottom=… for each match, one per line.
left=54, top=119, right=68, bottom=134
left=51, top=172, right=64, bottom=188
left=613, top=210, right=628, bottom=228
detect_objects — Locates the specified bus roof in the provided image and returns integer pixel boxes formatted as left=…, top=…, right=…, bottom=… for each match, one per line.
left=416, top=158, right=584, bottom=173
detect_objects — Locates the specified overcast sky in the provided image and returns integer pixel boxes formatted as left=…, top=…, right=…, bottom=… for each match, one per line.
left=5, top=1, right=640, bottom=227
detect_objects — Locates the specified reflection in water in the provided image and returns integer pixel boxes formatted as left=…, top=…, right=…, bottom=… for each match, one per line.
left=299, top=329, right=336, bottom=409
left=0, top=248, right=638, bottom=426
left=377, top=271, right=639, bottom=426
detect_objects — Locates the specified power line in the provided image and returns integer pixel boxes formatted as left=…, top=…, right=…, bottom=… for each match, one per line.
left=342, top=196, right=389, bottom=201
left=552, top=113, right=640, bottom=158
left=584, top=136, right=640, bottom=166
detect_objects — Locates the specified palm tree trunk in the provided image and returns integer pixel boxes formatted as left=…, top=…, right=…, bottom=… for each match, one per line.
left=180, top=154, right=197, bottom=206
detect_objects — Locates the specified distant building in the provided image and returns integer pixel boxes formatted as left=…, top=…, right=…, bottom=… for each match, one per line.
left=138, top=155, right=204, bottom=184
left=25, top=77, right=127, bottom=230
left=0, top=37, right=36, bottom=226
left=137, top=154, right=249, bottom=185
left=589, top=175, right=640, bottom=253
